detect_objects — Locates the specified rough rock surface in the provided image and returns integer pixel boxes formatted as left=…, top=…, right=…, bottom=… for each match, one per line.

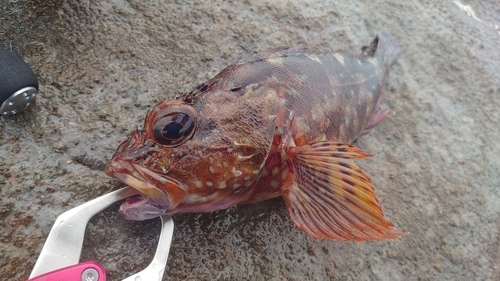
left=1, top=0, right=499, bottom=280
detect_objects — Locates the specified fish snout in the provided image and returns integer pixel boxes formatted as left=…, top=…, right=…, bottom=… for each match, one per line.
left=105, top=157, right=133, bottom=178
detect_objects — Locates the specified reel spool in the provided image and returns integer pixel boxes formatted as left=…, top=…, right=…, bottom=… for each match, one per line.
left=0, top=47, right=39, bottom=116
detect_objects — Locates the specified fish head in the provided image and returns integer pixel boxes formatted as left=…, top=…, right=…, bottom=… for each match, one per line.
left=106, top=87, right=279, bottom=220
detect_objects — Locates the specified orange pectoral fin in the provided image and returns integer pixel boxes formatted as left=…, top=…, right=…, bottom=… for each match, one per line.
left=282, top=141, right=407, bottom=241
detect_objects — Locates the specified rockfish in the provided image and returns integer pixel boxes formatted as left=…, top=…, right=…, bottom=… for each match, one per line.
left=105, top=32, right=406, bottom=241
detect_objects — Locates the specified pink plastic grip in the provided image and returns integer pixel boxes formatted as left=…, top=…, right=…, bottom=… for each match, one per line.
left=27, top=261, right=106, bottom=281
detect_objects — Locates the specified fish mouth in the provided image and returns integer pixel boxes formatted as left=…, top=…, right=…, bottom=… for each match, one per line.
left=105, top=159, right=187, bottom=220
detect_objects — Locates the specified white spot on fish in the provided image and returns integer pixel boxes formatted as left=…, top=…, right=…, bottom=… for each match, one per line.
left=232, top=167, right=242, bottom=177
left=194, top=181, right=203, bottom=188
left=334, top=53, right=345, bottom=66
left=233, top=140, right=246, bottom=147
left=307, top=54, right=323, bottom=65
left=209, top=166, right=216, bottom=174
left=355, top=73, right=365, bottom=83
left=205, top=181, right=214, bottom=187
left=325, top=117, right=331, bottom=128
left=281, top=169, right=289, bottom=181
left=237, top=153, right=254, bottom=161
left=295, top=117, right=310, bottom=132
left=268, top=56, right=285, bottom=64
left=233, top=183, right=241, bottom=190
left=271, top=180, right=280, bottom=189
left=252, top=169, right=260, bottom=175
left=272, top=167, right=280, bottom=177
left=351, top=118, right=357, bottom=131
left=218, top=181, right=227, bottom=189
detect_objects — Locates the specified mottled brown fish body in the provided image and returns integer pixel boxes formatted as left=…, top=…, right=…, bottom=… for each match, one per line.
left=229, top=33, right=399, bottom=204
left=105, top=32, right=406, bottom=241
left=204, top=34, right=396, bottom=147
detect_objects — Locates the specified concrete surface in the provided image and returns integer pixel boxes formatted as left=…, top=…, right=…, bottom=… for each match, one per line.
left=1, top=0, right=499, bottom=280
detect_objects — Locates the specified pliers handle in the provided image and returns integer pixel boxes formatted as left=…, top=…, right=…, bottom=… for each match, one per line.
left=27, top=186, right=174, bottom=281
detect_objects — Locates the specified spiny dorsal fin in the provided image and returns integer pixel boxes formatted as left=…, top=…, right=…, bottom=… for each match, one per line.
left=282, top=141, right=407, bottom=241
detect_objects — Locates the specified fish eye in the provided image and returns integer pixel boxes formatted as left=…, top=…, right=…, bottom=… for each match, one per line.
left=147, top=102, right=197, bottom=147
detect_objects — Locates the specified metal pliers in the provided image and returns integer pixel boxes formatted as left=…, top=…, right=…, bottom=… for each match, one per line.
left=26, top=186, right=174, bottom=281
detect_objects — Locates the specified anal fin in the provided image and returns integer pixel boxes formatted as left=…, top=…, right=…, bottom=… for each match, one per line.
left=282, top=141, right=407, bottom=241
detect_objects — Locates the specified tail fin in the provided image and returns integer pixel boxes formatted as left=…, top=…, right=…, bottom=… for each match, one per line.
left=364, top=31, right=402, bottom=68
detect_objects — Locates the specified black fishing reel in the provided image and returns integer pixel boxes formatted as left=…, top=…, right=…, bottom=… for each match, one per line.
left=0, top=47, right=39, bottom=116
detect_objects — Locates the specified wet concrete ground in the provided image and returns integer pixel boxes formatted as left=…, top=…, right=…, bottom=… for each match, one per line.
left=1, top=0, right=499, bottom=280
